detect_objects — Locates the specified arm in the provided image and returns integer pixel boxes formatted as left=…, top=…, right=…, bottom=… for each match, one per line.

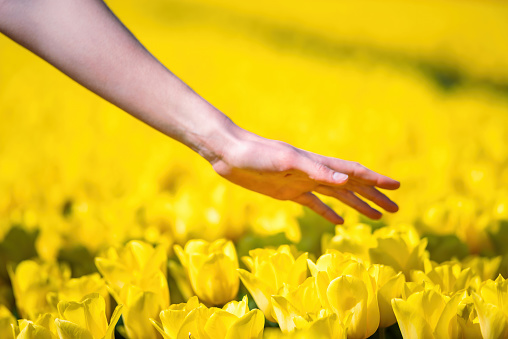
left=0, top=0, right=400, bottom=224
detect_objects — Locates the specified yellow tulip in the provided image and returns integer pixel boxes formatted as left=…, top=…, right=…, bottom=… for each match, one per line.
left=310, top=255, right=379, bottom=339
left=369, top=225, right=429, bottom=277
left=410, top=263, right=473, bottom=296
left=263, top=313, right=347, bottom=339
left=8, top=260, right=71, bottom=319
left=174, top=239, right=239, bottom=305
left=435, top=292, right=482, bottom=339
left=55, top=293, right=123, bottom=339
left=472, top=275, right=508, bottom=339
left=237, top=245, right=308, bottom=322
left=14, top=313, right=57, bottom=339
left=392, top=288, right=450, bottom=339
left=270, top=277, right=323, bottom=333
left=47, top=273, right=110, bottom=316
left=322, top=224, right=376, bottom=262
left=368, top=264, right=405, bottom=328
left=95, top=240, right=168, bottom=293
left=151, top=295, right=264, bottom=339
left=95, top=240, right=170, bottom=339
left=0, top=305, right=16, bottom=338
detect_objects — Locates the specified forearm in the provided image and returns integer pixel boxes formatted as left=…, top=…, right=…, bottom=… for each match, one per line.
left=0, top=0, right=239, bottom=163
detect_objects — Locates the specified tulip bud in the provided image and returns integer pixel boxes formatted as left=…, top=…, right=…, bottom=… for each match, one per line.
left=174, top=239, right=239, bottom=306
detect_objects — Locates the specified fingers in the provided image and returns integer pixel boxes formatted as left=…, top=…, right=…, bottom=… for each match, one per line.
left=306, top=155, right=400, bottom=190
left=292, top=192, right=344, bottom=225
left=293, top=156, right=349, bottom=187
left=349, top=183, right=399, bottom=213
left=315, top=186, right=382, bottom=220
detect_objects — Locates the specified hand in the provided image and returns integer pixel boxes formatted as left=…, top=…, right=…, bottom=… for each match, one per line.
left=211, top=131, right=400, bottom=224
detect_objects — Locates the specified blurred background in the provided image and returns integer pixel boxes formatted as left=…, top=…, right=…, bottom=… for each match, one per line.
left=1, top=0, right=508, bottom=302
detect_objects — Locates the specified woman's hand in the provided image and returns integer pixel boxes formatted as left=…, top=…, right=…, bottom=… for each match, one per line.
left=212, top=130, right=400, bottom=224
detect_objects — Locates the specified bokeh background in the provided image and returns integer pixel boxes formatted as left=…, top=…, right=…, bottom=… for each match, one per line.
left=1, top=0, right=508, bottom=336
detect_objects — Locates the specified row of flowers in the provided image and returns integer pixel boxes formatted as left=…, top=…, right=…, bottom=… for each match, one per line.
left=2, top=223, right=507, bottom=338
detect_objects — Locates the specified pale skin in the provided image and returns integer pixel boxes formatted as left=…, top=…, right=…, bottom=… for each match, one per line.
left=0, top=0, right=400, bottom=224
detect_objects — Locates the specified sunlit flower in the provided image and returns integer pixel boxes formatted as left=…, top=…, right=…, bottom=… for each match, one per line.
left=151, top=295, right=264, bottom=339
left=238, top=245, right=308, bottom=322
left=174, top=238, right=239, bottom=306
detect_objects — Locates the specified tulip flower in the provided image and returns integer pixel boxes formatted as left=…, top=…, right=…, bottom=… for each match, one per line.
left=0, top=305, right=16, bottom=338
left=322, top=224, right=376, bottom=262
left=174, top=239, right=239, bottom=306
left=270, top=277, right=323, bottom=333
left=237, top=245, right=308, bottom=322
left=8, top=260, right=71, bottom=319
left=410, top=263, right=473, bottom=296
left=309, top=255, right=379, bottom=339
left=370, top=225, right=429, bottom=277
left=392, top=288, right=454, bottom=339
left=55, top=293, right=123, bottom=339
left=368, top=264, right=405, bottom=328
left=150, top=295, right=264, bottom=339
left=13, top=313, right=57, bottom=339
left=95, top=240, right=169, bottom=339
left=472, top=275, right=508, bottom=339
left=47, top=273, right=110, bottom=316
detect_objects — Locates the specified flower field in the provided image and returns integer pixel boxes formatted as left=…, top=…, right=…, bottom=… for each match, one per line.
left=1, top=0, right=508, bottom=338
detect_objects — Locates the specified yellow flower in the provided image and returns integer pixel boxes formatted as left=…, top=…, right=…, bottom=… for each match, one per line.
left=151, top=295, right=264, bottom=339
left=392, top=288, right=451, bottom=339
left=174, top=239, right=239, bottom=305
left=270, top=277, right=324, bottom=333
left=95, top=240, right=169, bottom=339
left=472, top=275, right=508, bottom=339
left=322, top=224, right=376, bottom=262
left=369, top=225, right=428, bottom=277
left=368, top=264, right=405, bottom=328
left=410, top=263, right=474, bottom=296
left=263, top=313, right=347, bottom=339
left=0, top=305, right=16, bottom=338
left=47, top=273, right=110, bottom=316
left=237, top=245, right=308, bottom=322
left=8, top=260, right=71, bottom=319
left=309, top=254, right=379, bottom=339
left=14, top=313, right=57, bottom=339
left=55, top=293, right=123, bottom=339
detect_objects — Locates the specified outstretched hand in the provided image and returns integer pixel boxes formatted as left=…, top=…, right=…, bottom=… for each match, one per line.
left=212, top=132, right=400, bottom=224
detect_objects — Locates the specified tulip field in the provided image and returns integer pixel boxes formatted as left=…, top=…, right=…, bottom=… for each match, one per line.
left=2, top=0, right=508, bottom=338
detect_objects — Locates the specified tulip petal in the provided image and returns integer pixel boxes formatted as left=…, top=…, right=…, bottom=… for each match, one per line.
left=225, top=309, right=264, bottom=339
left=54, top=319, right=93, bottom=339
left=238, top=269, right=275, bottom=322
left=472, top=292, right=508, bottom=339
left=204, top=310, right=237, bottom=339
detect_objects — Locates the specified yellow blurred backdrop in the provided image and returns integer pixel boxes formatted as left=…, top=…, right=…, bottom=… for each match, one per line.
left=1, top=0, right=507, bottom=267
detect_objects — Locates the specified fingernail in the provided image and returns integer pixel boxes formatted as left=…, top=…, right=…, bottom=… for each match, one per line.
left=333, top=172, right=348, bottom=182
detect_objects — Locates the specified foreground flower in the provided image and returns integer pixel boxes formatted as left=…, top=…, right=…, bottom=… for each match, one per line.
left=55, top=293, right=123, bottom=339
left=0, top=305, right=16, bottom=338
left=309, top=253, right=379, bottom=339
left=472, top=275, right=508, bottom=339
left=237, top=245, right=307, bottom=322
left=174, top=239, right=239, bottom=305
left=391, top=288, right=478, bottom=339
left=12, top=294, right=123, bottom=339
left=264, top=313, right=346, bottom=339
left=368, top=264, right=405, bottom=328
left=95, top=240, right=169, bottom=339
left=8, top=260, right=71, bottom=319
left=150, top=295, right=264, bottom=339
left=369, top=225, right=428, bottom=277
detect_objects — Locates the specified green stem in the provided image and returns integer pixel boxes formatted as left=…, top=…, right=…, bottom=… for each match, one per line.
left=379, top=327, right=386, bottom=339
